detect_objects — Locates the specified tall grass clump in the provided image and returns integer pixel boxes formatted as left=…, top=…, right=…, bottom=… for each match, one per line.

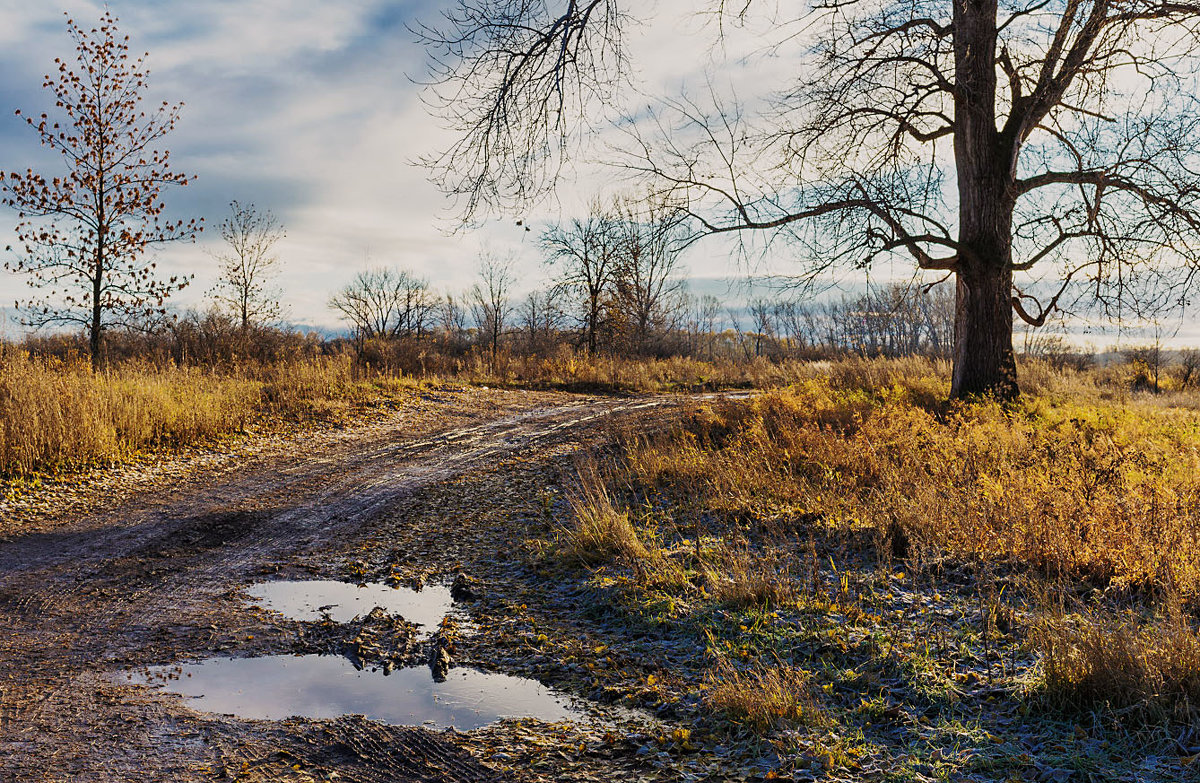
left=702, top=662, right=826, bottom=732
left=0, top=354, right=263, bottom=476
left=1034, top=607, right=1200, bottom=719
left=556, top=461, right=649, bottom=564
left=0, top=353, right=401, bottom=477
left=704, top=546, right=796, bottom=608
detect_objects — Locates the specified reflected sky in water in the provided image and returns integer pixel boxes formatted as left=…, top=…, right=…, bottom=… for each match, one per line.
left=134, top=655, right=580, bottom=731
left=247, top=580, right=454, bottom=628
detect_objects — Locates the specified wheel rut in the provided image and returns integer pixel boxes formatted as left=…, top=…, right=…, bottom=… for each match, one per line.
left=0, top=390, right=682, bottom=782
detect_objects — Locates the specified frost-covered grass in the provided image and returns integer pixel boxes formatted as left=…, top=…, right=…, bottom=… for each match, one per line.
left=551, top=361, right=1200, bottom=778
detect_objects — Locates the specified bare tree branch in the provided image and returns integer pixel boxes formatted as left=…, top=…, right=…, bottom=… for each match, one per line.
left=420, top=0, right=1200, bottom=396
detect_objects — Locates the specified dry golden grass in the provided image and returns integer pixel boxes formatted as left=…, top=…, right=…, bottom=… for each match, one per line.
left=1034, top=606, right=1200, bottom=717
left=557, top=459, right=804, bottom=603
left=535, top=356, right=1200, bottom=736
left=702, top=662, right=826, bottom=732
left=0, top=352, right=412, bottom=477
left=0, top=345, right=828, bottom=480
left=557, top=462, right=650, bottom=564
left=456, top=349, right=812, bottom=392
left=618, top=360, right=1200, bottom=596
left=564, top=357, right=1200, bottom=719
left=704, top=546, right=796, bottom=608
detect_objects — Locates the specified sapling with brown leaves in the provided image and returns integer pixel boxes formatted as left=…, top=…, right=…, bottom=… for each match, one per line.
left=1, top=12, right=200, bottom=367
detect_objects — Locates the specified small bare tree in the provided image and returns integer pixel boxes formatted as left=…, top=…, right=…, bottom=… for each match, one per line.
left=329, top=267, right=436, bottom=347
left=520, top=287, right=568, bottom=354
left=611, top=194, right=686, bottom=353
left=1, top=12, right=199, bottom=366
left=684, top=293, right=723, bottom=359
left=209, top=201, right=286, bottom=331
left=469, top=255, right=516, bottom=366
left=542, top=200, right=621, bottom=354
left=1124, top=321, right=1169, bottom=393
left=1179, top=348, right=1200, bottom=389
left=439, top=291, right=471, bottom=351
left=748, top=299, right=779, bottom=358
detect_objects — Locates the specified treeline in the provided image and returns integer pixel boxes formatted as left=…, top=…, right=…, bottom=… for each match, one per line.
left=309, top=193, right=968, bottom=373
left=733, top=284, right=955, bottom=360
left=0, top=13, right=1091, bottom=379
left=6, top=279, right=961, bottom=374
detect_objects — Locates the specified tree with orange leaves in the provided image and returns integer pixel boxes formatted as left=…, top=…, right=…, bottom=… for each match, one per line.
left=1, top=12, right=200, bottom=367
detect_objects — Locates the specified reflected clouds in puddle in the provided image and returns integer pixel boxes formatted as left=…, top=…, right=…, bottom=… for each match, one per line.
left=247, top=580, right=455, bottom=628
left=133, top=655, right=580, bottom=731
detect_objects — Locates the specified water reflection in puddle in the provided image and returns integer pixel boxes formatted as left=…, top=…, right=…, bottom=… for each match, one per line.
left=247, top=580, right=454, bottom=628
left=133, top=655, right=580, bottom=731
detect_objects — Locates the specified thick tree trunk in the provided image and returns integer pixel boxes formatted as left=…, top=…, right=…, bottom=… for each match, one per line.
left=950, top=142, right=1018, bottom=399
left=950, top=0, right=1019, bottom=400
left=951, top=263, right=1017, bottom=399
left=586, top=298, right=599, bottom=355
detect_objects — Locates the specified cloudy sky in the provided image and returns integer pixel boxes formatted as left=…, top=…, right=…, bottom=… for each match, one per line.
left=0, top=0, right=793, bottom=334
left=0, top=1, right=1191, bottom=346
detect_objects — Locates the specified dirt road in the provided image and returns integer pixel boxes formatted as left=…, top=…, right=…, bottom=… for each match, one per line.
left=0, top=388, right=673, bottom=782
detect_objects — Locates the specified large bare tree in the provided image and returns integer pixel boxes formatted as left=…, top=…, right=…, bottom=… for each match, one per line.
left=1, top=12, right=199, bottom=367
left=420, top=0, right=1200, bottom=398
left=329, top=267, right=436, bottom=345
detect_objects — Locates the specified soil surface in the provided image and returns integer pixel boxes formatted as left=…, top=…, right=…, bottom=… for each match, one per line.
left=0, top=387, right=679, bottom=783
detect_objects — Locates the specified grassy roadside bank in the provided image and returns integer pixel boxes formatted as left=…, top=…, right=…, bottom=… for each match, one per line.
left=0, top=354, right=423, bottom=484
left=529, top=359, right=1200, bottom=779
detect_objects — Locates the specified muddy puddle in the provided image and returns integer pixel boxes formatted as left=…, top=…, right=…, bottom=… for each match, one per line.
left=131, top=655, right=580, bottom=731
left=247, top=579, right=455, bottom=629
left=129, top=579, right=588, bottom=729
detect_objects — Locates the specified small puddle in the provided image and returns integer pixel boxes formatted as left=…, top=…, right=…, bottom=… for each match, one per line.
left=247, top=580, right=454, bottom=629
left=131, top=655, right=581, bottom=730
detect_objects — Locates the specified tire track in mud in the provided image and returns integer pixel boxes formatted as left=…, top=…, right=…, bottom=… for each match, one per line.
left=0, top=391, right=693, bottom=782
